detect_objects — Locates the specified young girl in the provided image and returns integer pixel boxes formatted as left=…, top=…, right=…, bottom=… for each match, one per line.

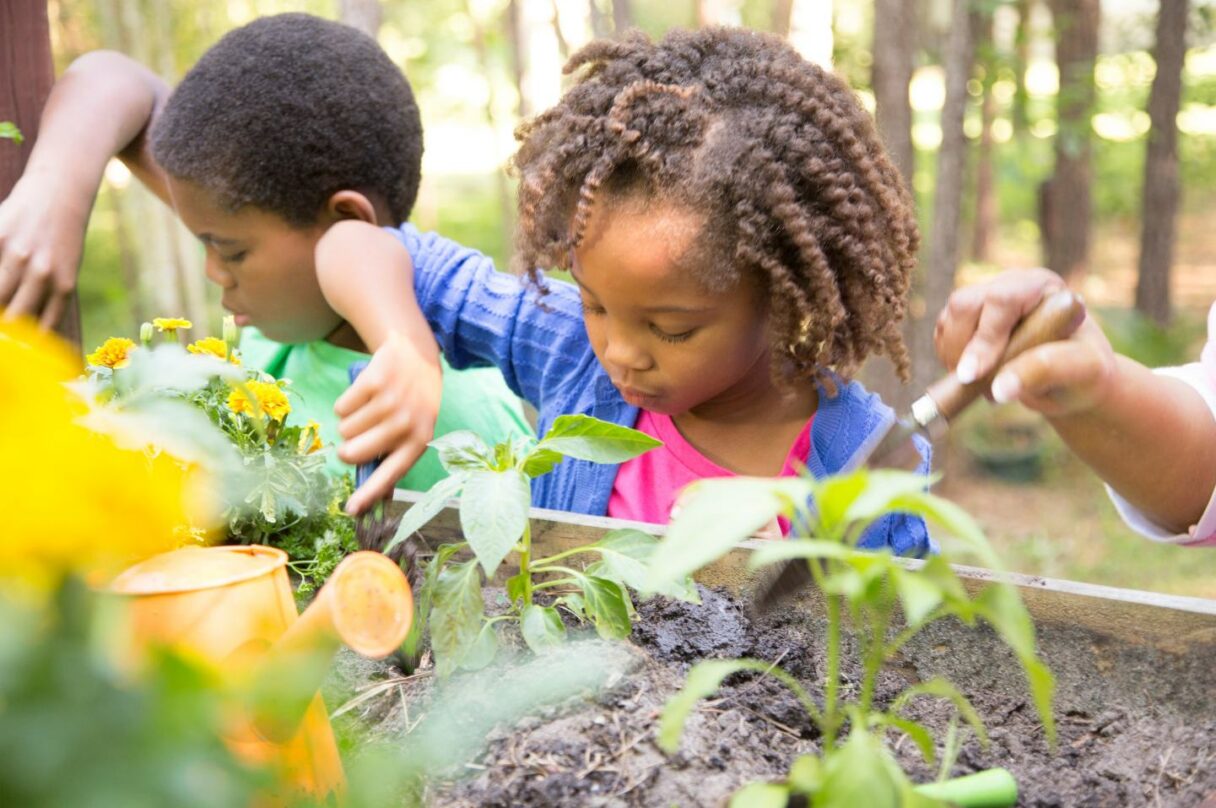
left=322, top=27, right=933, bottom=553
left=935, top=267, right=1216, bottom=546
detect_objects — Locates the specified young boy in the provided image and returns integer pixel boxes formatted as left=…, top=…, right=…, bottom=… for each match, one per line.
left=935, top=267, right=1216, bottom=546
left=0, top=14, right=530, bottom=513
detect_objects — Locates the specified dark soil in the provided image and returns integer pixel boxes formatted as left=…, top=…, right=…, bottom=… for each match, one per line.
left=326, top=587, right=1216, bottom=807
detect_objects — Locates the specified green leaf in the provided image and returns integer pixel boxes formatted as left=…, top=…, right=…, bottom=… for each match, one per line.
left=428, top=560, right=487, bottom=677
left=879, top=714, right=937, bottom=766
left=892, top=677, right=988, bottom=748
left=577, top=575, right=632, bottom=640
left=461, top=621, right=498, bottom=671
left=976, top=584, right=1057, bottom=744
left=459, top=468, right=531, bottom=577
left=646, top=477, right=810, bottom=593
left=788, top=754, right=822, bottom=795
left=383, top=472, right=466, bottom=554
left=890, top=491, right=1000, bottom=570
left=556, top=593, right=586, bottom=621
left=538, top=414, right=662, bottom=463
left=816, top=727, right=908, bottom=808
left=520, top=605, right=567, bottom=653
left=430, top=430, right=493, bottom=472
left=809, top=472, right=869, bottom=540
left=505, top=571, right=528, bottom=605
left=747, top=538, right=851, bottom=570
left=892, top=566, right=944, bottom=627
left=659, top=659, right=752, bottom=753
left=729, top=782, right=790, bottom=808
left=519, top=446, right=564, bottom=478
left=0, top=121, right=24, bottom=144
left=584, top=529, right=699, bottom=603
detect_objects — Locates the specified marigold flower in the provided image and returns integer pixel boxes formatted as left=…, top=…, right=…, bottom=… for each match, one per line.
left=298, top=420, right=323, bottom=454
left=227, top=380, right=291, bottom=422
left=187, top=337, right=239, bottom=364
left=153, top=317, right=193, bottom=332
left=86, top=337, right=137, bottom=369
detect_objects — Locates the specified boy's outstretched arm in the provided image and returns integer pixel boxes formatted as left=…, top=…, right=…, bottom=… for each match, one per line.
left=315, top=220, right=443, bottom=515
left=935, top=268, right=1216, bottom=535
left=0, top=51, right=171, bottom=327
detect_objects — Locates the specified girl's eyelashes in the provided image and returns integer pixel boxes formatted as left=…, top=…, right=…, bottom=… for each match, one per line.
left=222, top=250, right=248, bottom=265
left=580, top=300, right=605, bottom=315
left=650, top=324, right=695, bottom=343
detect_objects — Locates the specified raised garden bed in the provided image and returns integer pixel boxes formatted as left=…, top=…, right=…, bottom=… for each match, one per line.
left=326, top=495, right=1216, bottom=807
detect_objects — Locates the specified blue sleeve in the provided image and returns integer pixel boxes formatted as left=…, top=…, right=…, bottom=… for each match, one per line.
left=387, top=226, right=598, bottom=409
left=856, top=432, right=936, bottom=556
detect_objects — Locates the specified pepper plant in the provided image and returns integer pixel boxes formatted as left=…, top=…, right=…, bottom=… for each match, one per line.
left=646, top=469, right=1056, bottom=807
left=385, top=414, right=698, bottom=676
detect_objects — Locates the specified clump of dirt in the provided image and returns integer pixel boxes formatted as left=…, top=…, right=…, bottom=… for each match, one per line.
left=326, top=586, right=1216, bottom=807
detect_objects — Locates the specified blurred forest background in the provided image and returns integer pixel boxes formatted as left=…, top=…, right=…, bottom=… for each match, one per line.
left=5, top=0, right=1216, bottom=596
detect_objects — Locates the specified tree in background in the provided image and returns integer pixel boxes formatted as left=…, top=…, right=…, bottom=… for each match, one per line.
left=0, top=0, right=81, bottom=346
left=872, top=0, right=916, bottom=186
left=1136, top=0, right=1189, bottom=326
left=1042, top=0, right=1099, bottom=280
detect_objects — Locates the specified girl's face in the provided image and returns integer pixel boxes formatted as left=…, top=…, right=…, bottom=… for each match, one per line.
left=572, top=200, right=773, bottom=417
left=167, top=177, right=343, bottom=344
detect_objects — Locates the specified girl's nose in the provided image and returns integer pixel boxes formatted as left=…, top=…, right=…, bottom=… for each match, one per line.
left=602, top=323, right=651, bottom=372
left=203, top=254, right=236, bottom=289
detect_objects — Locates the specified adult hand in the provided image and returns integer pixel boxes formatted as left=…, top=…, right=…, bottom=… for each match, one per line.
left=934, top=268, right=1118, bottom=418
left=335, top=330, right=442, bottom=515
left=0, top=171, right=90, bottom=329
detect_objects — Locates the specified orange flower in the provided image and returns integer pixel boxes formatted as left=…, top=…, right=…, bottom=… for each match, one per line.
left=86, top=337, right=137, bottom=369
left=227, top=380, right=291, bottom=422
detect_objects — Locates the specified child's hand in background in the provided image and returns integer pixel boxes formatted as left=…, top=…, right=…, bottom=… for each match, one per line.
left=335, top=330, right=441, bottom=514
left=934, top=268, right=1117, bottom=418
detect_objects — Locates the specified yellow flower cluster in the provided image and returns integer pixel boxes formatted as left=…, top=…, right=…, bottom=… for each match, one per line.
left=86, top=337, right=137, bottom=369
left=187, top=337, right=240, bottom=364
left=227, top=380, right=291, bottom=422
left=1, top=319, right=203, bottom=594
left=298, top=420, right=323, bottom=454
left=153, top=317, right=193, bottom=332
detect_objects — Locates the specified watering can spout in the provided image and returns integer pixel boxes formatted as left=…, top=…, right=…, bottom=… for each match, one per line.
left=249, top=551, right=414, bottom=743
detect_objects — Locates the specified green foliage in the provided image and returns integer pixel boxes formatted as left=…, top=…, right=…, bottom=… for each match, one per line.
left=0, top=579, right=268, bottom=807
left=385, top=414, right=697, bottom=674
left=649, top=468, right=1055, bottom=806
left=78, top=323, right=355, bottom=594
left=0, top=121, right=22, bottom=144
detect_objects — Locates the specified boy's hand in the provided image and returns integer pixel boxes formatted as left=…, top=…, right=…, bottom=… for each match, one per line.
left=934, top=268, right=1117, bottom=418
left=0, top=172, right=89, bottom=329
left=335, top=330, right=442, bottom=515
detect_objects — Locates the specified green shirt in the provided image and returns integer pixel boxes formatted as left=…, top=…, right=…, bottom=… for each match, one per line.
left=239, top=328, right=533, bottom=492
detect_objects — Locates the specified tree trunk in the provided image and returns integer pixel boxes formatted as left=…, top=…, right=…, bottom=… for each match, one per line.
left=339, top=0, right=382, bottom=37
left=771, top=0, right=794, bottom=36
left=467, top=0, right=516, bottom=252
left=0, top=0, right=81, bottom=348
left=872, top=0, right=916, bottom=187
left=1135, top=0, right=1188, bottom=326
left=1043, top=0, right=1099, bottom=280
left=589, top=0, right=609, bottom=38
left=909, top=0, right=976, bottom=394
left=1011, top=0, right=1034, bottom=136
left=971, top=12, right=997, bottom=263
left=611, top=0, right=632, bottom=34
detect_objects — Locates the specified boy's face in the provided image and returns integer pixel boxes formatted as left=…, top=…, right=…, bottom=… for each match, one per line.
left=572, top=199, right=773, bottom=418
left=167, top=177, right=342, bottom=344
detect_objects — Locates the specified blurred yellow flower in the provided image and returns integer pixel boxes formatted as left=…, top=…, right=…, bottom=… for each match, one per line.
left=153, top=317, right=193, bottom=332
left=1, top=319, right=205, bottom=593
left=227, top=380, right=291, bottom=422
left=86, top=337, right=137, bottom=369
left=187, top=337, right=239, bottom=364
left=298, top=420, right=323, bottom=454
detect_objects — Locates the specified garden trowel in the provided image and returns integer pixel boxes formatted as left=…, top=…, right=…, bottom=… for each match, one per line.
left=752, top=288, right=1087, bottom=614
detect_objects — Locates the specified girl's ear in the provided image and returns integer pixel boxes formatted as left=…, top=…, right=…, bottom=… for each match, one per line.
left=325, top=190, right=379, bottom=225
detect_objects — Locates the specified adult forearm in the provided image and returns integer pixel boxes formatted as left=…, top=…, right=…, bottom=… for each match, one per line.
left=1049, top=355, right=1216, bottom=533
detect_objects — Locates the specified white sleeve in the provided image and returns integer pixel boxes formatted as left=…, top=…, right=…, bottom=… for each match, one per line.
left=1104, top=361, right=1216, bottom=546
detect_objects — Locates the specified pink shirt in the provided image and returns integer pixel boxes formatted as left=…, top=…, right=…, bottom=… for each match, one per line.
left=607, top=410, right=813, bottom=526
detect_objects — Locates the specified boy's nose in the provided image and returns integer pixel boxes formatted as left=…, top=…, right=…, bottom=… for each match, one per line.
left=203, top=255, right=236, bottom=289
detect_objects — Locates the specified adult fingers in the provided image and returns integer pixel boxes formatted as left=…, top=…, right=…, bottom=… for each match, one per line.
left=989, top=340, right=1107, bottom=414
left=3, top=270, right=50, bottom=321
left=38, top=291, right=67, bottom=332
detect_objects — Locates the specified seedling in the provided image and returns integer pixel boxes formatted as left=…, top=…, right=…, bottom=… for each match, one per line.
left=647, top=469, right=1056, bottom=806
left=385, top=414, right=698, bottom=676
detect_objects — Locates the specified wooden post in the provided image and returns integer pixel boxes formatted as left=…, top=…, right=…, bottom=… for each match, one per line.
left=0, top=0, right=81, bottom=350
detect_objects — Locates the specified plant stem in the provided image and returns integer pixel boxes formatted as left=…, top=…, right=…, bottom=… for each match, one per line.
left=858, top=606, right=890, bottom=715
left=531, top=578, right=578, bottom=591
left=520, top=521, right=533, bottom=607
left=530, top=564, right=583, bottom=578
left=809, top=559, right=841, bottom=752
left=533, top=545, right=596, bottom=566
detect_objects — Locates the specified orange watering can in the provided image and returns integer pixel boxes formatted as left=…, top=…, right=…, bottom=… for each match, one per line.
left=108, top=545, right=413, bottom=803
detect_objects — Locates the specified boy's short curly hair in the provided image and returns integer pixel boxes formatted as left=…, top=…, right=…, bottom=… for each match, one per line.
left=151, top=13, right=422, bottom=227
left=511, top=27, right=920, bottom=387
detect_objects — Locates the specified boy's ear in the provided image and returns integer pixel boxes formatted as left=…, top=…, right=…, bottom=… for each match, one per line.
left=325, top=191, right=379, bottom=225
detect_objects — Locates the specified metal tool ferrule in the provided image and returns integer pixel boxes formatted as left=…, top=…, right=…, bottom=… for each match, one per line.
left=910, top=395, right=947, bottom=441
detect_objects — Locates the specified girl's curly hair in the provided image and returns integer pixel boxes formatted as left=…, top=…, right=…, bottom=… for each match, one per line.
left=510, top=27, right=919, bottom=389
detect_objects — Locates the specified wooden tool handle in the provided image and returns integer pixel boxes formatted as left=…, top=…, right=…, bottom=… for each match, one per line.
left=925, top=289, right=1086, bottom=422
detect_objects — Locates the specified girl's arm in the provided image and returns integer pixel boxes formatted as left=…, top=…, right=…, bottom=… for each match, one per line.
left=937, top=269, right=1216, bottom=535
left=314, top=220, right=442, bottom=515
left=0, top=51, right=171, bottom=326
